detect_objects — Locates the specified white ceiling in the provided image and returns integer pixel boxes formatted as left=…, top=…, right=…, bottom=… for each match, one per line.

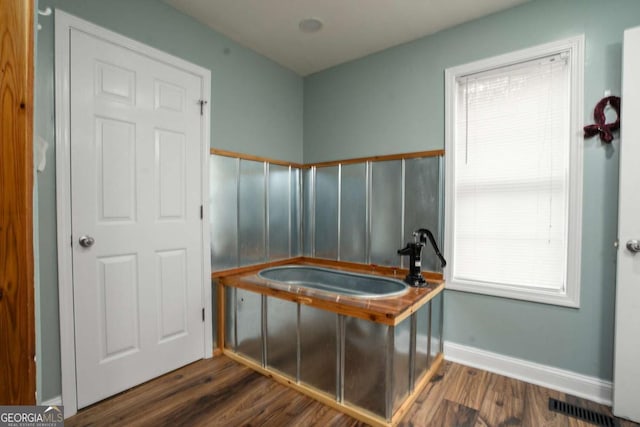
left=165, top=0, right=531, bottom=76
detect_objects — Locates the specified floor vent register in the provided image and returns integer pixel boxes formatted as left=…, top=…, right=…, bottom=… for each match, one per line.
left=548, top=397, right=618, bottom=427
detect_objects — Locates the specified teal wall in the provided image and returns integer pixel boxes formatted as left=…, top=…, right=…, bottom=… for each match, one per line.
left=34, top=0, right=303, bottom=401
left=304, top=0, right=640, bottom=380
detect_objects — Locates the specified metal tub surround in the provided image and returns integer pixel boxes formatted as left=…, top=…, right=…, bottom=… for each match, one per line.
left=217, top=260, right=445, bottom=427
left=258, top=265, right=409, bottom=299
left=302, top=155, right=443, bottom=272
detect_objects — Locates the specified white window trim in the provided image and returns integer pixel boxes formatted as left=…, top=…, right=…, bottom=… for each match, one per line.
left=444, top=36, right=584, bottom=307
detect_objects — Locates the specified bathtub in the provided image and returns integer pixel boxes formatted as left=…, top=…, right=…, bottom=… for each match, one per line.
left=257, top=265, right=409, bottom=299
left=217, top=260, right=445, bottom=425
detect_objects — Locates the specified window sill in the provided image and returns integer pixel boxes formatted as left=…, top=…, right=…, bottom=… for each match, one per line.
left=445, top=278, right=580, bottom=308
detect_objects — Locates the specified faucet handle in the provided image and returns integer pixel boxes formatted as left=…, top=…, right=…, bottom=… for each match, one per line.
left=413, top=228, right=447, bottom=268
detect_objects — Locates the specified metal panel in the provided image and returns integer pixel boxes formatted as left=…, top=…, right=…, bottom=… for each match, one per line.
left=266, top=297, right=298, bottom=378
left=291, top=168, right=301, bottom=256
left=269, top=164, right=290, bottom=261
left=261, top=295, right=267, bottom=366
left=238, top=160, right=266, bottom=266
left=370, top=160, right=403, bottom=266
left=302, top=168, right=314, bottom=256
left=235, top=288, right=263, bottom=363
left=366, top=162, right=372, bottom=263
left=438, top=156, right=445, bottom=251
left=400, top=160, right=406, bottom=269
left=404, top=157, right=442, bottom=272
left=210, top=155, right=238, bottom=270
left=337, top=314, right=346, bottom=402
left=299, top=305, right=337, bottom=396
left=393, top=316, right=411, bottom=414
left=409, top=313, right=417, bottom=392
left=415, top=301, right=430, bottom=381
left=344, top=317, right=388, bottom=417
left=431, top=293, right=444, bottom=358
left=315, top=166, right=339, bottom=259
left=385, top=326, right=394, bottom=421
left=212, top=281, right=218, bottom=349
left=340, top=163, right=367, bottom=263
left=224, top=286, right=236, bottom=350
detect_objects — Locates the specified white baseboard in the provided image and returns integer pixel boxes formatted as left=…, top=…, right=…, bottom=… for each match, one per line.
left=40, top=395, right=63, bottom=407
left=444, top=341, right=613, bottom=405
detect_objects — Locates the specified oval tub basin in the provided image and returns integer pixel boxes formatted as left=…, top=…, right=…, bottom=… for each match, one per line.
left=257, top=265, right=408, bottom=299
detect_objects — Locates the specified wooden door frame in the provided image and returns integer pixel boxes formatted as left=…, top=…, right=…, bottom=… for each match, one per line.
left=54, top=10, right=212, bottom=417
left=0, top=0, right=36, bottom=405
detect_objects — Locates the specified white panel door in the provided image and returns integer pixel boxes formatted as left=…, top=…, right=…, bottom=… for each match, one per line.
left=70, top=28, right=205, bottom=408
left=613, top=25, right=640, bottom=423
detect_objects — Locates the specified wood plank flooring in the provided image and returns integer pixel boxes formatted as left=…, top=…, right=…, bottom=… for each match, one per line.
left=66, top=356, right=639, bottom=427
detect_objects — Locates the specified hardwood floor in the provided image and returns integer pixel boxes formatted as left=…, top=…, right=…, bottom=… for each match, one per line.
left=66, top=356, right=639, bottom=427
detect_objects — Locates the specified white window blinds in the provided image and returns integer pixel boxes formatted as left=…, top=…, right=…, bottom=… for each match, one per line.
left=453, top=54, right=570, bottom=291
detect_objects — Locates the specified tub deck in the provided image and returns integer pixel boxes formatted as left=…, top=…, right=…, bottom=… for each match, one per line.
left=214, top=256, right=444, bottom=326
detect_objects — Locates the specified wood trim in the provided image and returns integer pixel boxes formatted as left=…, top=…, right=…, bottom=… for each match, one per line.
left=212, top=256, right=443, bottom=282
left=222, top=350, right=392, bottom=427
left=302, top=149, right=445, bottom=169
left=0, top=0, right=36, bottom=405
left=221, top=277, right=443, bottom=326
left=220, top=277, right=396, bottom=325
left=215, top=258, right=444, bottom=326
left=210, top=148, right=304, bottom=168
left=394, top=282, right=445, bottom=325
left=216, top=282, right=225, bottom=350
left=209, top=148, right=445, bottom=170
left=298, top=257, right=444, bottom=282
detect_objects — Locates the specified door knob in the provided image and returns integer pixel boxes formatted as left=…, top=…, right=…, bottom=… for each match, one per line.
left=79, top=235, right=95, bottom=248
left=626, top=239, right=640, bottom=253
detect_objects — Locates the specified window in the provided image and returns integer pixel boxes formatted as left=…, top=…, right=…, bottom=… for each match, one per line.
left=444, top=37, right=584, bottom=307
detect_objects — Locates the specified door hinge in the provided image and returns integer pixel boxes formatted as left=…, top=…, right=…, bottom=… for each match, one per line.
left=202, top=308, right=205, bottom=322
left=71, top=235, right=73, bottom=247
left=199, top=100, right=208, bottom=116
left=200, top=205, right=203, bottom=219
